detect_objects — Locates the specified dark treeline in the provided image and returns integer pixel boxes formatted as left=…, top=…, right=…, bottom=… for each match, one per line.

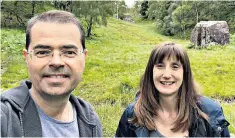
left=1, top=1, right=128, bottom=37
left=2, top=1, right=235, bottom=39
left=137, top=1, right=235, bottom=38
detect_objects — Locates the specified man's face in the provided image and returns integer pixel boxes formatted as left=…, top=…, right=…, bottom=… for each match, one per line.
left=24, top=22, right=87, bottom=97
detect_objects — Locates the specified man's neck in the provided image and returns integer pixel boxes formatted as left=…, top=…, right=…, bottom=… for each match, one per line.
left=31, top=87, right=73, bottom=122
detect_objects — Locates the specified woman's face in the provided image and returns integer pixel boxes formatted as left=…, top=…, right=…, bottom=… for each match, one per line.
left=153, top=56, right=183, bottom=96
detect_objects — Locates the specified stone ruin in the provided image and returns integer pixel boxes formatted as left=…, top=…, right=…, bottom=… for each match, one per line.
left=191, top=21, right=230, bottom=47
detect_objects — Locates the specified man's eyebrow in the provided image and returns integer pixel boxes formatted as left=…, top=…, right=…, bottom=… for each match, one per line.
left=33, top=44, right=51, bottom=49
left=61, top=45, right=78, bottom=49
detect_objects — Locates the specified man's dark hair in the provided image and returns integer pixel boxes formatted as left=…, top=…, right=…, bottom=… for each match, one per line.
left=26, top=10, right=85, bottom=50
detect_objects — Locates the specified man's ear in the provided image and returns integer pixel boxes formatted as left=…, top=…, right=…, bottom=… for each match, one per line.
left=83, top=49, right=88, bottom=58
left=23, top=49, right=29, bottom=64
left=23, top=49, right=28, bottom=58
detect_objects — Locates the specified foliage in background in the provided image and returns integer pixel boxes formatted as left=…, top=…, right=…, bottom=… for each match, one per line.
left=139, top=1, right=149, bottom=20
left=1, top=0, right=118, bottom=38
left=2, top=0, right=234, bottom=38
left=1, top=1, right=46, bottom=28
left=71, top=1, right=115, bottom=37
left=1, top=29, right=28, bottom=90
left=115, top=1, right=128, bottom=20
left=136, top=1, right=235, bottom=38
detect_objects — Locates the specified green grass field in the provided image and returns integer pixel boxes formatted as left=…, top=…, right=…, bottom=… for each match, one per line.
left=1, top=18, right=235, bottom=136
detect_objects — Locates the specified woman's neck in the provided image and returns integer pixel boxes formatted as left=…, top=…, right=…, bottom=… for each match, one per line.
left=158, top=94, right=178, bottom=113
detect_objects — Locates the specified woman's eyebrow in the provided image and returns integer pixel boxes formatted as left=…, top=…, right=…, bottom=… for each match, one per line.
left=172, top=61, right=182, bottom=65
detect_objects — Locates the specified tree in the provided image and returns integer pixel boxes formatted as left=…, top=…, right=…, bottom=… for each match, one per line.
left=1, top=0, right=115, bottom=36
left=72, top=1, right=115, bottom=37
left=155, top=1, right=179, bottom=36
left=145, top=1, right=235, bottom=37
left=117, top=1, right=128, bottom=20
left=126, top=1, right=141, bottom=21
left=1, top=1, right=45, bottom=28
left=52, top=0, right=72, bottom=12
left=140, top=1, right=149, bottom=19
left=148, top=1, right=168, bottom=21
left=172, top=4, right=195, bottom=38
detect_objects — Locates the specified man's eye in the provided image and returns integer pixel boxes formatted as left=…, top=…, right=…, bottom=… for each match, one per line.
left=63, top=50, right=77, bottom=57
left=35, top=50, right=51, bottom=56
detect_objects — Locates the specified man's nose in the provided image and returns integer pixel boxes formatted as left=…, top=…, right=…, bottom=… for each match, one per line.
left=48, top=51, right=65, bottom=67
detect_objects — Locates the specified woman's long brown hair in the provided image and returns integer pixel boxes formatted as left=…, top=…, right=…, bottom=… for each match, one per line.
left=130, top=42, right=208, bottom=132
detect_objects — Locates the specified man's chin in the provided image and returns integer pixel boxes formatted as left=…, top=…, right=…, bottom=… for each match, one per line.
left=40, top=88, right=72, bottom=100
left=37, top=80, right=76, bottom=98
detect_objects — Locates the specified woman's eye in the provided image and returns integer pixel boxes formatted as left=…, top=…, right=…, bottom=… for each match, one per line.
left=156, top=64, right=164, bottom=68
left=173, top=65, right=179, bottom=68
left=172, top=63, right=181, bottom=69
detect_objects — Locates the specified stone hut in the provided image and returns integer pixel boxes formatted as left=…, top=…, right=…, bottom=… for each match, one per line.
left=191, top=21, right=230, bottom=47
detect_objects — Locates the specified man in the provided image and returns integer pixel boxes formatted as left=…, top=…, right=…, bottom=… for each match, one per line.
left=1, top=10, right=102, bottom=137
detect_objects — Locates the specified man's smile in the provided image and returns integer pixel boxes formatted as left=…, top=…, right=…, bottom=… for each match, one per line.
left=43, top=74, right=70, bottom=78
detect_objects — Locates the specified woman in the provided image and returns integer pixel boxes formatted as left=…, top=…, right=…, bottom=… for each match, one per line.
left=115, top=42, right=230, bottom=137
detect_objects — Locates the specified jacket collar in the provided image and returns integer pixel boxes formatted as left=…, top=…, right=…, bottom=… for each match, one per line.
left=129, top=125, right=150, bottom=137
left=70, top=95, right=98, bottom=137
left=1, top=80, right=32, bottom=113
left=197, top=96, right=230, bottom=135
left=70, top=95, right=97, bottom=126
left=1, top=80, right=42, bottom=137
left=127, top=103, right=150, bottom=137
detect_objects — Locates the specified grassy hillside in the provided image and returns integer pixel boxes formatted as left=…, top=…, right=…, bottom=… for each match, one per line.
left=1, top=18, right=235, bottom=136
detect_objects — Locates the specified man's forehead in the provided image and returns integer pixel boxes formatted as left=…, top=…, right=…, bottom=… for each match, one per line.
left=30, top=21, right=80, bottom=35
left=29, top=22, right=82, bottom=50
left=31, top=21, right=80, bottom=34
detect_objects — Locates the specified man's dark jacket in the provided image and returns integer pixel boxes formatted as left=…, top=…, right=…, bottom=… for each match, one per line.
left=1, top=80, right=102, bottom=137
left=115, top=96, right=230, bottom=137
